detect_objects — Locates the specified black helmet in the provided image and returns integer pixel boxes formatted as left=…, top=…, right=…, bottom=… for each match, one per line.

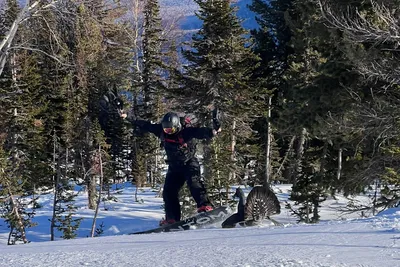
left=161, top=112, right=182, bottom=135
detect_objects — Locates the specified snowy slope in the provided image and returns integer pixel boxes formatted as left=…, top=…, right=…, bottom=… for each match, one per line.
left=1, top=211, right=399, bottom=267
left=1, top=184, right=399, bottom=266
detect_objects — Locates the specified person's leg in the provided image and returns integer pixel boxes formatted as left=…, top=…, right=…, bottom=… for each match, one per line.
left=163, top=167, right=186, bottom=221
left=184, top=159, right=212, bottom=209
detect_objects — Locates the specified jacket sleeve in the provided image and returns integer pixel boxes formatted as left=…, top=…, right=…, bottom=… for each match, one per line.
left=131, top=119, right=163, bottom=136
left=185, top=127, right=215, bottom=140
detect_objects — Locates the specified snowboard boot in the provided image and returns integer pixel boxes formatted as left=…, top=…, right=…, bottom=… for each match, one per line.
left=197, top=205, right=213, bottom=213
left=159, top=219, right=176, bottom=226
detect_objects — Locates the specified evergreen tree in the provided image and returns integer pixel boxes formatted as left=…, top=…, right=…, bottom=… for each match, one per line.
left=182, top=0, right=259, bottom=203
left=249, top=0, right=295, bottom=186
left=0, top=0, right=54, bottom=196
left=264, top=0, right=362, bottom=219
left=0, top=0, right=19, bottom=40
left=250, top=0, right=294, bottom=84
left=0, top=142, right=37, bottom=245
left=50, top=138, right=82, bottom=240
left=130, top=0, right=167, bottom=189
left=141, top=0, right=166, bottom=120
left=318, top=0, right=400, bottom=207
left=68, top=1, right=133, bottom=207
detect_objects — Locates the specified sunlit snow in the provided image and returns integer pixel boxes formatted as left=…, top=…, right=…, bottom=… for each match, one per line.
left=1, top=184, right=399, bottom=267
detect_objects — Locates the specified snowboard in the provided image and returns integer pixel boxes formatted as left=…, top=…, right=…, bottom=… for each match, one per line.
left=130, top=206, right=232, bottom=235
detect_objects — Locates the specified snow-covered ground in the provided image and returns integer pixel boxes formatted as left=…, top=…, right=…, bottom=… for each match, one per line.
left=1, top=184, right=399, bottom=267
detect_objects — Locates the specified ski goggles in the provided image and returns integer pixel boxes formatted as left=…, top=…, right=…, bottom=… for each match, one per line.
left=163, top=127, right=177, bottom=134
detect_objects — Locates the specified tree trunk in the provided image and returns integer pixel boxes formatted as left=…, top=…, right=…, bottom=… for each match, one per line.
left=87, top=150, right=97, bottom=209
left=0, top=1, right=29, bottom=76
left=337, top=148, right=342, bottom=181
left=135, top=184, right=139, bottom=202
left=312, top=198, right=319, bottom=223
left=91, top=146, right=103, bottom=237
left=264, top=96, right=272, bottom=186
left=88, top=174, right=97, bottom=209
left=6, top=187, right=28, bottom=244
left=214, top=142, right=222, bottom=205
left=50, top=132, right=58, bottom=241
left=50, top=166, right=61, bottom=241
left=293, top=128, right=307, bottom=186
left=228, top=119, right=236, bottom=201
left=372, top=179, right=379, bottom=216
left=0, top=0, right=58, bottom=76
left=275, top=136, right=295, bottom=181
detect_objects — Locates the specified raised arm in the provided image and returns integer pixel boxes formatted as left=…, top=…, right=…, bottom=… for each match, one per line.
left=184, top=127, right=219, bottom=140
left=131, top=119, right=163, bottom=137
left=184, top=110, right=222, bottom=139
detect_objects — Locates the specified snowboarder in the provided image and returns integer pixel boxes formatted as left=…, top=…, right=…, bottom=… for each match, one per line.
left=124, top=111, right=221, bottom=226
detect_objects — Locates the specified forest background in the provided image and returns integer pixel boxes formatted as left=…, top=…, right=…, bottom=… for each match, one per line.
left=1, top=0, right=400, bottom=244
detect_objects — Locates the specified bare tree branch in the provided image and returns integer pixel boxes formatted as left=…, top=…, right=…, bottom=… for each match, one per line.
left=319, top=0, right=400, bottom=85
left=320, top=0, right=400, bottom=45
left=9, top=46, right=74, bottom=66
left=0, top=0, right=64, bottom=77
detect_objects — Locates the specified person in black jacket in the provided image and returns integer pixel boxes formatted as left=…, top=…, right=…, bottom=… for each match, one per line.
left=126, top=111, right=221, bottom=225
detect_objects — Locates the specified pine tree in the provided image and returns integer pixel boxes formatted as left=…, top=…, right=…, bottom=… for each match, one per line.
left=141, top=0, right=166, bottom=120
left=318, top=0, right=400, bottom=204
left=50, top=141, right=83, bottom=240
left=0, top=0, right=53, bottom=197
left=276, top=0, right=363, bottom=219
left=250, top=0, right=294, bottom=82
left=248, top=0, right=295, bottom=186
left=0, top=143, right=37, bottom=245
left=0, top=0, right=19, bottom=39
left=182, top=0, right=259, bottom=203
left=90, top=120, right=110, bottom=237
left=68, top=1, right=133, bottom=208
left=130, top=0, right=167, bottom=190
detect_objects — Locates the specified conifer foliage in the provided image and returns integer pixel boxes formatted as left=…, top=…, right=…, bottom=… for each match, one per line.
left=129, top=0, right=167, bottom=190
left=182, top=0, right=259, bottom=204
left=249, top=0, right=295, bottom=186
left=3, top=0, right=400, bottom=241
left=0, top=143, right=37, bottom=245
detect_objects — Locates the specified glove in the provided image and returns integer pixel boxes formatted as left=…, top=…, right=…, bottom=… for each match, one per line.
left=213, top=118, right=221, bottom=131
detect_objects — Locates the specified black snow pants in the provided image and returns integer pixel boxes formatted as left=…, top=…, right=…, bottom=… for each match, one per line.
left=163, top=158, right=211, bottom=221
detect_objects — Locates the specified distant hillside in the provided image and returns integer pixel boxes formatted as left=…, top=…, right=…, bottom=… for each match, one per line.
left=160, top=0, right=259, bottom=31
left=10, top=0, right=258, bottom=31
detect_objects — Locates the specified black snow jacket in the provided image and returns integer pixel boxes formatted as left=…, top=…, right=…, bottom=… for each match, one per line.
left=133, top=120, right=215, bottom=164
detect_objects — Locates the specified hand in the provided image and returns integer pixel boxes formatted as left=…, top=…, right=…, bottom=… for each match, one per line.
left=212, top=128, right=221, bottom=136
left=120, top=112, right=127, bottom=119
left=120, top=110, right=136, bottom=123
